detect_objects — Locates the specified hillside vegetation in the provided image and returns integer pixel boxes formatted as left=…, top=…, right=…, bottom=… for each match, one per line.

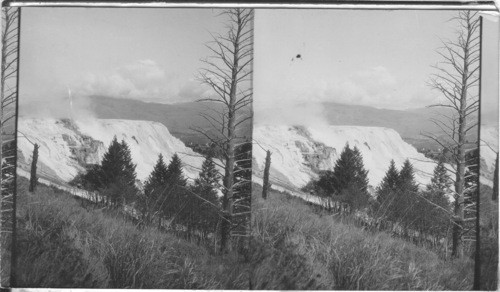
left=250, top=184, right=474, bottom=290
left=15, top=177, right=249, bottom=288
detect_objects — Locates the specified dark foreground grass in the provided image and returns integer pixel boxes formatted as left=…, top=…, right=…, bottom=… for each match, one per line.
left=15, top=177, right=249, bottom=288
left=250, top=184, right=474, bottom=290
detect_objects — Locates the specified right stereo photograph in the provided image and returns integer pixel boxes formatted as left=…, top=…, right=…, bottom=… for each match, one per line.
left=250, top=9, right=498, bottom=290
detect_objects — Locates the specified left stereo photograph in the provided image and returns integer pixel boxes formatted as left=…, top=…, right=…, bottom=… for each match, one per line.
left=3, top=7, right=254, bottom=288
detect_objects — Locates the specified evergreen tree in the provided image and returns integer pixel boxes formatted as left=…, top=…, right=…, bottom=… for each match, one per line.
left=197, top=155, right=220, bottom=190
left=351, top=146, right=370, bottom=195
left=331, top=143, right=357, bottom=192
left=415, top=160, right=451, bottom=238
left=394, top=159, right=420, bottom=229
left=100, top=136, right=123, bottom=187
left=427, top=158, right=452, bottom=193
left=166, top=154, right=187, bottom=187
left=79, top=164, right=103, bottom=191
left=119, top=139, right=138, bottom=189
left=316, top=170, right=336, bottom=197
left=163, top=154, right=187, bottom=224
left=141, top=154, right=169, bottom=223
left=375, top=160, right=399, bottom=220
left=339, top=146, right=370, bottom=212
left=316, top=144, right=369, bottom=213
left=397, top=159, right=419, bottom=193
left=192, top=155, right=221, bottom=235
left=86, top=136, right=138, bottom=207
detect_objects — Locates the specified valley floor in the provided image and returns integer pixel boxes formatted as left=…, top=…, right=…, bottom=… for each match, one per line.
left=14, top=177, right=250, bottom=289
left=250, top=184, right=475, bottom=290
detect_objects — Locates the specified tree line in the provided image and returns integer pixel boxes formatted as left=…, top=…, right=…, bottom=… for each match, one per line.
left=71, top=136, right=251, bottom=249
left=301, top=143, right=477, bottom=254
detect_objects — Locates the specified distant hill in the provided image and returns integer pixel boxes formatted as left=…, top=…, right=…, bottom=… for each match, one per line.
left=88, top=96, right=478, bottom=152
left=319, top=102, right=478, bottom=152
left=87, top=96, right=252, bottom=145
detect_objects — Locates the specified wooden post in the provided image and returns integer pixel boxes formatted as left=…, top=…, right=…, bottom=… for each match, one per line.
left=28, top=143, right=39, bottom=192
left=262, top=150, right=271, bottom=199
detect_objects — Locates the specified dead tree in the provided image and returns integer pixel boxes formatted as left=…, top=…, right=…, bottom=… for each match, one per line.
left=0, top=6, right=19, bottom=287
left=493, top=153, right=498, bottom=201
left=197, top=9, right=253, bottom=254
left=262, top=150, right=271, bottom=199
left=29, top=144, right=39, bottom=192
left=425, top=11, right=480, bottom=259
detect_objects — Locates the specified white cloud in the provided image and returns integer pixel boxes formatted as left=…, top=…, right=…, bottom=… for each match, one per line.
left=321, top=66, right=400, bottom=108
left=255, top=66, right=439, bottom=126
left=76, top=59, right=209, bottom=102
left=299, top=66, right=436, bottom=110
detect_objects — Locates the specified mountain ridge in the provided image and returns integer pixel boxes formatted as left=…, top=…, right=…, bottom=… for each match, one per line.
left=87, top=95, right=253, bottom=145
left=87, top=96, right=479, bottom=153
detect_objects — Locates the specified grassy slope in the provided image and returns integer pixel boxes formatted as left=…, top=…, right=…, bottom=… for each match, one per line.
left=15, top=177, right=249, bottom=289
left=250, top=184, right=474, bottom=290
left=478, top=184, right=499, bottom=290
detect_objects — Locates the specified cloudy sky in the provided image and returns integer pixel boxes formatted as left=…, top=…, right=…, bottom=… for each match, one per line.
left=254, top=9, right=499, bottom=120
left=20, top=8, right=226, bottom=111
left=20, top=8, right=498, bottom=120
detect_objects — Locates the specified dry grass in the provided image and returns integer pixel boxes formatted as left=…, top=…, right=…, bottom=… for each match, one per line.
left=15, top=177, right=249, bottom=288
left=250, top=184, right=474, bottom=290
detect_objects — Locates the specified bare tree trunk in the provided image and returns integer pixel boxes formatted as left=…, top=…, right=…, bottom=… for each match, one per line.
left=493, top=152, right=498, bottom=201
left=427, top=11, right=480, bottom=259
left=198, top=9, right=253, bottom=255
left=262, top=150, right=271, bottom=199
left=29, top=144, right=39, bottom=192
left=451, top=12, right=474, bottom=259
left=1, top=7, right=19, bottom=288
left=472, top=16, right=484, bottom=290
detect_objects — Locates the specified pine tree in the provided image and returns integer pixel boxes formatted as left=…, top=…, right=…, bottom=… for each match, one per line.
left=317, top=144, right=355, bottom=199
left=427, top=158, right=452, bottom=194
left=100, top=136, right=123, bottom=187
left=192, top=155, right=221, bottom=235
left=398, top=159, right=419, bottom=193
left=316, top=170, right=336, bottom=198
left=375, top=160, right=399, bottom=220
left=163, top=154, right=187, bottom=225
left=416, top=160, right=451, bottom=238
left=119, top=139, right=138, bottom=189
left=339, top=146, right=370, bottom=212
left=395, top=159, right=420, bottom=231
left=166, top=154, right=187, bottom=187
left=351, top=146, right=370, bottom=195
left=316, top=144, right=369, bottom=213
left=141, top=154, right=169, bottom=224
left=78, top=164, right=103, bottom=191
left=98, top=136, right=138, bottom=206
left=197, top=155, right=220, bottom=190
left=331, top=143, right=357, bottom=192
